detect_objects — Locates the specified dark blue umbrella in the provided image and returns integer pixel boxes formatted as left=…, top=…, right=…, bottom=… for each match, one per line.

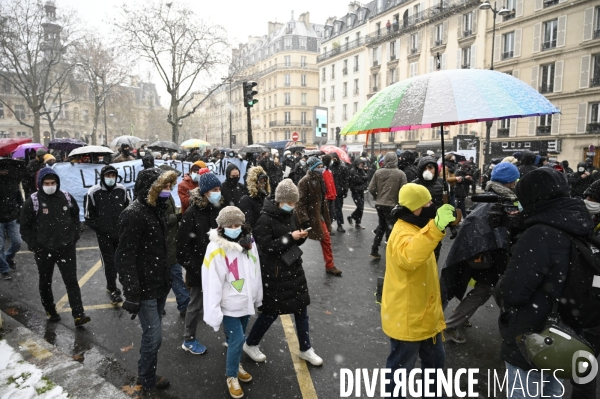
left=48, top=138, right=87, bottom=152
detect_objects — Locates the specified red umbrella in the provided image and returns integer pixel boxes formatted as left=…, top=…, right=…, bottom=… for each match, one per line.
left=0, top=138, right=32, bottom=157
left=320, top=145, right=351, bottom=164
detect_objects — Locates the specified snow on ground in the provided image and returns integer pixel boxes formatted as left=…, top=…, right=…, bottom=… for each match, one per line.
left=0, top=339, right=69, bottom=399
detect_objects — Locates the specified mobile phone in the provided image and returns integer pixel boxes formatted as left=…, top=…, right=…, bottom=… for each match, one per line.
left=303, top=227, right=312, bottom=231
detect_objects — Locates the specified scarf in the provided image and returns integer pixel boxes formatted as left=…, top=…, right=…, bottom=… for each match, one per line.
left=394, top=206, right=430, bottom=228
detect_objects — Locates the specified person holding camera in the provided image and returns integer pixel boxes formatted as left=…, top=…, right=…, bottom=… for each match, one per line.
left=382, top=183, right=455, bottom=397
left=244, top=179, right=323, bottom=367
left=498, top=168, right=592, bottom=398
left=569, top=161, right=597, bottom=199
left=441, top=162, right=520, bottom=344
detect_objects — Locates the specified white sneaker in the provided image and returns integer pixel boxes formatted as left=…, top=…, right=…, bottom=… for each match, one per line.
left=299, top=347, right=323, bottom=366
left=243, top=342, right=266, bottom=362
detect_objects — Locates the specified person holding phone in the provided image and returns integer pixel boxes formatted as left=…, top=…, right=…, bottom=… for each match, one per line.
left=244, top=179, right=323, bottom=366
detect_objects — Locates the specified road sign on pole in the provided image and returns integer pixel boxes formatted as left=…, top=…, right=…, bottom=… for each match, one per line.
left=292, top=132, right=299, bottom=142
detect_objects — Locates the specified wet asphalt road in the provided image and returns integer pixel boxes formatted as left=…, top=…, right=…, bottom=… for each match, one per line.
left=0, top=198, right=577, bottom=398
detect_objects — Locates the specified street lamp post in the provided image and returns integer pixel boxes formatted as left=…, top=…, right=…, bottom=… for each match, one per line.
left=222, top=77, right=234, bottom=148
left=480, top=1, right=510, bottom=168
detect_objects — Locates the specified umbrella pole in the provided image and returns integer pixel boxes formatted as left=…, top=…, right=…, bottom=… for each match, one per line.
left=440, top=123, right=447, bottom=194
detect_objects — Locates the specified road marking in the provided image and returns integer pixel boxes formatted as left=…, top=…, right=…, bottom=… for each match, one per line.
left=281, top=314, right=318, bottom=399
left=58, top=298, right=177, bottom=313
left=56, top=260, right=103, bottom=312
left=19, top=339, right=52, bottom=359
left=16, top=246, right=99, bottom=255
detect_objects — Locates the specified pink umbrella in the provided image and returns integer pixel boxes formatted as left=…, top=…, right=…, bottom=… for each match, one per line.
left=11, top=143, right=46, bottom=159
left=320, top=145, right=351, bottom=164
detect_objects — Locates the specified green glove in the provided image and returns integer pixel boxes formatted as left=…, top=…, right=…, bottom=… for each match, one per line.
left=435, top=204, right=456, bottom=231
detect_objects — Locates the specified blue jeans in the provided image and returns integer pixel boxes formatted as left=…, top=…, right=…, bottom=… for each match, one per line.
left=223, top=315, right=250, bottom=378
left=137, top=296, right=167, bottom=390
left=504, top=362, right=563, bottom=399
left=246, top=307, right=311, bottom=351
left=0, top=220, right=21, bottom=274
left=169, top=263, right=190, bottom=313
left=385, top=333, right=446, bottom=398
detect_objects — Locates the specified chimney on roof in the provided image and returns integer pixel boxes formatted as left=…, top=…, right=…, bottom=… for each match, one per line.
left=268, top=21, right=284, bottom=34
left=299, top=12, right=310, bottom=24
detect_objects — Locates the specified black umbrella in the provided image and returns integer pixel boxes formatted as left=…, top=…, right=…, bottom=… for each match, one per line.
left=0, top=158, right=27, bottom=180
left=148, top=140, right=179, bottom=152
left=48, top=138, right=87, bottom=152
left=239, top=144, right=270, bottom=154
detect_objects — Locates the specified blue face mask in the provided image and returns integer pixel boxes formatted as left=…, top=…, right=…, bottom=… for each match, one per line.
left=191, top=172, right=199, bottom=182
left=281, top=204, right=294, bottom=212
left=104, top=177, right=116, bottom=187
left=313, top=168, right=323, bottom=174
left=224, top=227, right=242, bottom=239
left=208, top=191, right=221, bottom=204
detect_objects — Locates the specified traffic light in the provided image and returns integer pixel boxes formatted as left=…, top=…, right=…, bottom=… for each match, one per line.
left=243, top=81, right=258, bottom=108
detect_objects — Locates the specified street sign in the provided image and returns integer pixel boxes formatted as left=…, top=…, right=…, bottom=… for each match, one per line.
left=292, top=131, right=299, bottom=142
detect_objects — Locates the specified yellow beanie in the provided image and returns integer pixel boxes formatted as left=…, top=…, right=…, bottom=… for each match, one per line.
left=398, top=183, right=432, bottom=211
left=43, top=154, right=56, bottom=163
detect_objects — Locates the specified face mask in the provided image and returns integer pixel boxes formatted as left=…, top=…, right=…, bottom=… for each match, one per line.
left=579, top=167, right=585, bottom=173
left=208, top=191, right=221, bottom=204
left=281, top=204, right=294, bottom=212
left=313, top=168, right=323, bottom=174
left=157, top=190, right=171, bottom=204
left=300, top=161, right=306, bottom=166
left=104, top=177, right=116, bottom=187
left=585, top=200, right=600, bottom=215
left=191, top=172, right=199, bottom=182
left=230, top=177, right=240, bottom=185
left=228, top=152, right=234, bottom=158
left=286, top=154, right=291, bottom=159
left=423, top=170, right=434, bottom=181
left=139, top=152, right=145, bottom=157
left=224, top=227, right=242, bottom=239
left=43, top=185, right=57, bottom=195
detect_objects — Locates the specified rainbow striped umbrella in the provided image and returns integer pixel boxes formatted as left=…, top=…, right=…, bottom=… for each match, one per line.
left=340, top=69, right=559, bottom=136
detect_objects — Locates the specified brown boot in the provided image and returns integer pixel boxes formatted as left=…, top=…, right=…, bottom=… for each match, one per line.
left=326, top=267, right=342, bottom=276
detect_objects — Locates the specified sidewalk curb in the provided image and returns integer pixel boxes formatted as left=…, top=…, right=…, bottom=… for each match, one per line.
left=0, top=310, right=129, bottom=399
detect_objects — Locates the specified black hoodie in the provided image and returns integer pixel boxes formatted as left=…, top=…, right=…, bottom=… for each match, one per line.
left=568, top=161, right=595, bottom=198
left=20, top=168, right=80, bottom=251
left=517, top=151, right=537, bottom=177
left=221, top=163, right=247, bottom=207
left=412, top=156, right=444, bottom=209
left=84, top=165, right=130, bottom=238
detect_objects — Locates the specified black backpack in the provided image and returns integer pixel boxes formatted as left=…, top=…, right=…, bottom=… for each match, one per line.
left=559, top=234, right=600, bottom=329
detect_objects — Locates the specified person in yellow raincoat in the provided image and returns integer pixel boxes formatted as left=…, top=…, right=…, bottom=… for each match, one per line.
left=381, top=183, right=455, bottom=397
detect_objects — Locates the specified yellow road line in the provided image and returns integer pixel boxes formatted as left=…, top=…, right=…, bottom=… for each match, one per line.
left=58, top=297, right=177, bottom=313
left=16, top=246, right=99, bottom=255
left=281, top=314, right=318, bottom=399
left=56, top=260, right=103, bottom=311
left=19, top=339, right=52, bottom=360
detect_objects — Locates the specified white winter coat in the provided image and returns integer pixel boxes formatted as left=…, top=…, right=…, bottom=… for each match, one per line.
left=202, top=229, right=263, bottom=331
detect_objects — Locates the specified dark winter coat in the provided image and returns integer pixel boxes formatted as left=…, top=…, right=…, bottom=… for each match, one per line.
left=239, top=166, right=271, bottom=227
left=115, top=169, right=177, bottom=301
left=348, top=162, right=369, bottom=193
left=165, top=195, right=179, bottom=266
left=20, top=168, right=80, bottom=252
left=296, top=170, right=332, bottom=241
left=254, top=199, right=309, bottom=314
left=498, top=197, right=592, bottom=370
left=292, top=162, right=308, bottom=185
left=329, top=160, right=349, bottom=197
left=282, top=156, right=296, bottom=181
left=259, top=157, right=283, bottom=191
left=221, top=163, right=247, bottom=207
left=454, top=165, right=470, bottom=198
left=24, top=158, right=42, bottom=196
left=568, top=162, right=595, bottom=198
left=518, top=152, right=538, bottom=177
left=84, top=165, right=130, bottom=239
left=176, top=188, right=221, bottom=287
left=0, top=175, right=23, bottom=223
left=413, top=156, right=444, bottom=209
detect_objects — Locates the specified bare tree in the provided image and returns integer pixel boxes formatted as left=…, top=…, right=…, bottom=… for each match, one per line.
left=115, top=0, right=230, bottom=144
left=73, top=35, right=131, bottom=145
left=39, top=70, right=77, bottom=140
left=0, top=0, right=78, bottom=142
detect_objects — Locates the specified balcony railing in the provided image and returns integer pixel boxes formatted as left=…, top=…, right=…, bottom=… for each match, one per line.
left=540, top=83, right=554, bottom=94
left=497, top=128, right=510, bottom=137
left=595, top=29, right=600, bottom=39
left=434, top=39, right=444, bottom=47
left=410, top=48, right=419, bottom=54
left=592, top=76, right=600, bottom=87
left=461, top=64, right=470, bottom=69
left=317, top=37, right=366, bottom=63
left=390, top=53, right=397, bottom=61
left=269, top=120, right=312, bottom=127
left=502, top=51, right=514, bottom=60
left=502, top=10, right=516, bottom=21
left=372, top=60, right=379, bottom=67
left=463, top=29, right=473, bottom=37
left=372, top=86, right=379, bottom=92
left=587, top=123, right=600, bottom=133
left=544, top=0, right=559, bottom=7
left=536, top=125, right=551, bottom=136
left=259, top=62, right=317, bottom=77
left=542, top=40, right=556, bottom=51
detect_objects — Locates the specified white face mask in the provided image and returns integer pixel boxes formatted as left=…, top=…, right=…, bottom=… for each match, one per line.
left=43, top=185, right=57, bottom=195
left=104, top=178, right=116, bottom=187
left=139, top=151, right=145, bottom=157
left=578, top=167, right=586, bottom=173
left=585, top=200, right=600, bottom=215
left=423, top=170, right=434, bottom=181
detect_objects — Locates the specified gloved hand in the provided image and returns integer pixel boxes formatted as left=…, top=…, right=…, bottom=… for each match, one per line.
left=435, top=204, right=456, bottom=231
left=122, top=299, right=141, bottom=320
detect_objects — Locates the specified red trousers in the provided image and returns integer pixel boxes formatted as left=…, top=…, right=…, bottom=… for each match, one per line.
left=319, top=220, right=335, bottom=269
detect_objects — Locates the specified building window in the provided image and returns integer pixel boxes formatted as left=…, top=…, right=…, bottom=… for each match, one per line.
left=390, top=41, right=397, bottom=60
left=410, top=33, right=418, bottom=53
left=595, top=7, right=600, bottom=39
left=353, top=102, right=358, bottom=114
left=354, top=79, right=359, bottom=95
left=299, top=37, right=307, bottom=50
left=589, top=103, right=600, bottom=133
left=342, top=104, right=347, bottom=121
left=354, top=55, right=359, bottom=72
left=540, top=63, right=555, bottom=93
left=331, top=65, right=335, bottom=80
left=343, top=82, right=348, bottom=97
left=322, top=88, right=326, bottom=103
left=274, top=94, right=277, bottom=107
left=544, top=0, right=559, bottom=8
left=542, top=19, right=558, bottom=50
left=301, top=112, right=307, bottom=125
left=17, top=131, right=27, bottom=137
left=503, top=0, right=516, bottom=21
left=284, top=55, right=291, bottom=66
left=284, top=93, right=291, bottom=106
left=592, top=54, right=600, bottom=87
left=0, top=104, right=3, bottom=119
left=461, top=47, right=471, bottom=69
left=343, top=59, right=348, bottom=75
left=2, top=79, right=10, bottom=94
left=372, top=47, right=379, bottom=66
left=538, top=114, right=552, bottom=135
left=284, top=38, right=292, bottom=49
left=284, top=112, right=291, bottom=125
left=503, top=32, right=514, bottom=59
left=434, top=24, right=443, bottom=46
left=330, top=85, right=335, bottom=100
left=497, top=119, right=510, bottom=137
left=301, top=93, right=307, bottom=106
left=389, top=68, right=397, bottom=85
left=463, top=12, right=473, bottom=37
left=301, top=56, right=307, bottom=67
left=322, top=67, right=326, bottom=82
left=372, top=73, right=378, bottom=91
left=14, top=104, right=26, bottom=120
left=285, top=74, right=291, bottom=87
left=301, top=74, right=307, bottom=87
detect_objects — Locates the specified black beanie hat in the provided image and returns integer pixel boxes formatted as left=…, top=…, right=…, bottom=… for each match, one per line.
left=584, top=180, right=600, bottom=202
left=516, top=168, right=570, bottom=210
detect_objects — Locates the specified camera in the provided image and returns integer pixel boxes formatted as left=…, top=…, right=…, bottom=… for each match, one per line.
left=471, top=194, right=523, bottom=231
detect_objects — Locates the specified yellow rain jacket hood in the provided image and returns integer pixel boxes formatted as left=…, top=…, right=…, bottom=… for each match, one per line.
left=381, top=218, right=446, bottom=341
